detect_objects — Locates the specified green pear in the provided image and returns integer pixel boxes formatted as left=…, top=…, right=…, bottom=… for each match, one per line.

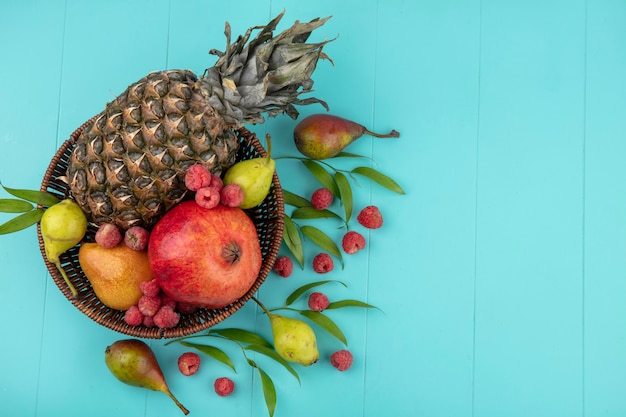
left=223, top=133, right=275, bottom=209
left=105, top=339, right=189, bottom=415
left=293, top=114, right=400, bottom=160
left=40, top=199, right=87, bottom=297
left=270, top=314, right=319, bottom=366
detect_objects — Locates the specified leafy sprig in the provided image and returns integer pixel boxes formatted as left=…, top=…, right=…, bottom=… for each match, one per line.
left=277, top=153, right=404, bottom=267
left=0, top=182, right=60, bottom=234
left=166, top=280, right=378, bottom=417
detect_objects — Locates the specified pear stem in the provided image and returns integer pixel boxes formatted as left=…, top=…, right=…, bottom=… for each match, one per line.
left=363, top=128, right=400, bottom=139
left=165, top=390, right=189, bottom=415
left=55, top=262, right=78, bottom=297
left=264, top=133, right=273, bottom=160
left=251, top=296, right=272, bottom=318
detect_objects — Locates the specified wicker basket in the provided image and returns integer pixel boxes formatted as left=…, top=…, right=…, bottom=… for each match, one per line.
left=37, top=115, right=284, bottom=339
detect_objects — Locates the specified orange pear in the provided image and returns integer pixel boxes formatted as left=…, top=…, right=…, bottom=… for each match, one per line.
left=79, top=242, right=153, bottom=310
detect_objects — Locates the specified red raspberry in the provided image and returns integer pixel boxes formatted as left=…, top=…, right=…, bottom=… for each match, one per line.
left=138, top=295, right=161, bottom=317
left=176, top=301, right=199, bottom=315
left=273, top=256, right=293, bottom=278
left=208, top=173, right=224, bottom=191
left=214, top=377, right=235, bottom=396
left=312, top=253, right=333, bottom=273
left=357, top=205, right=383, bottom=229
left=160, top=294, right=177, bottom=310
left=178, top=352, right=201, bottom=376
left=153, top=305, right=180, bottom=329
left=95, top=223, right=122, bottom=248
left=195, top=186, right=221, bottom=209
left=330, top=350, right=353, bottom=371
left=185, top=164, right=211, bottom=191
left=310, top=188, right=333, bottom=210
left=139, top=279, right=161, bottom=297
left=308, top=292, right=329, bottom=311
left=123, top=305, right=144, bottom=326
left=125, top=226, right=150, bottom=251
left=220, top=183, right=245, bottom=207
left=143, top=315, right=155, bottom=327
left=342, top=231, right=366, bottom=254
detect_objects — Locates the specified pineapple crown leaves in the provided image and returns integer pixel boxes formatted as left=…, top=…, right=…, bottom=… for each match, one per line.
left=200, top=10, right=334, bottom=126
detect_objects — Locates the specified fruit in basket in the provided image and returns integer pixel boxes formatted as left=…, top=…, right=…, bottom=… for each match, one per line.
left=65, top=11, right=332, bottom=230
left=95, top=222, right=123, bottom=248
left=223, top=133, right=276, bottom=209
left=293, top=114, right=400, bottom=160
left=79, top=243, right=153, bottom=310
left=105, top=339, right=189, bottom=415
left=271, top=314, right=319, bottom=366
left=148, top=201, right=262, bottom=309
left=41, top=199, right=88, bottom=297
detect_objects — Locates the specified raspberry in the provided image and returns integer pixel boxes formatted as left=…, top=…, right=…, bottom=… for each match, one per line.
left=308, top=292, right=329, bottom=311
left=214, top=377, right=235, bottom=396
left=342, top=231, right=366, bottom=254
left=178, top=352, right=201, bottom=376
left=139, top=279, right=161, bottom=297
left=123, top=305, right=144, bottom=326
left=153, top=305, right=180, bottom=329
left=138, top=295, right=161, bottom=317
left=273, top=256, right=293, bottom=278
left=357, top=205, right=383, bottom=229
left=176, top=301, right=199, bottom=315
left=312, top=253, right=334, bottom=273
left=125, top=226, right=150, bottom=251
left=330, top=350, right=353, bottom=371
left=310, top=188, right=333, bottom=210
left=95, top=223, right=122, bottom=248
left=185, top=164, right=211, bottom=191
left=195, top=186, right=221, bottom=209
left=160, top=294, right=177, bottom=310
left=143, top=314, right=155, bottom=327
left=208, top=173, right=224, bottom=191
left=220, top=183, right=245, bottom=207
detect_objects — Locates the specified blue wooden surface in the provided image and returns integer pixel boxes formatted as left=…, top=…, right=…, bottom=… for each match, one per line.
left=1, top=1, right=626, bottom=416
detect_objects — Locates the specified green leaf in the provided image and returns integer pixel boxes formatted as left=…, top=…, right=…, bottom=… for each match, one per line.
left=291, top=206, right=343, bottom=222
left=0, top=183, right=60, bottom=206
left=282, top=189, right=312, bottom=208
left=283, top=215, right=304, bottom=267
left=326, top=299, right=379, bottom=310
left=300, top=310, right=347, bottom=346
left=300, top=225, right=343, bottom=263
left=258, top=367, right=277, bottom=417
left=0, top=198, right=34, bottom=213
left=332, top=151, right=366, bottom=158
left=334, top=172, right=353, bottom=222
left=178, top=341, right=236, bottom=372
left=351, top=166, right=405, bottom=194
left=210, top=328, right=272, bottom=347
left=301, top=160, right=339, bottom=197
left=245, top=344, right=301, bottom=384
left=285, top=280, right=346, bottom=306
left=0, top=209, right=44, bottom=235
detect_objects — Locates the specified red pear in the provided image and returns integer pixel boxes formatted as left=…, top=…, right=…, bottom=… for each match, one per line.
left=293, top=114, right=399, bottom=159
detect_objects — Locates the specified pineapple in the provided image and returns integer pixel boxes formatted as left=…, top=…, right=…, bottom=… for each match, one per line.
left=66, top=11, right=332, bottom=230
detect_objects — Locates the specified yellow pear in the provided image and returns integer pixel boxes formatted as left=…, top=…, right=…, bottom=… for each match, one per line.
left=270, top=314, right=319, bottom=366
left=40, top=199, right=87, bottom=296
left=223, top=133, right=275, bottom=209
left=79, top=243, right=153, bottom=310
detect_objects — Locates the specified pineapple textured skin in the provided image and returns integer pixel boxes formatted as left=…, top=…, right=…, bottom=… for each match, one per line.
left=67, top=70, right=238, bottom=230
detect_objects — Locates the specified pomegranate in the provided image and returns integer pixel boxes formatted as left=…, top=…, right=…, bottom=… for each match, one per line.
left=148, top=201, right=262, bottom=309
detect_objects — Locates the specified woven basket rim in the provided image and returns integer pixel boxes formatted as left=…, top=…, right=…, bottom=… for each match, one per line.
left=37, top=114, right=284, bottom=339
